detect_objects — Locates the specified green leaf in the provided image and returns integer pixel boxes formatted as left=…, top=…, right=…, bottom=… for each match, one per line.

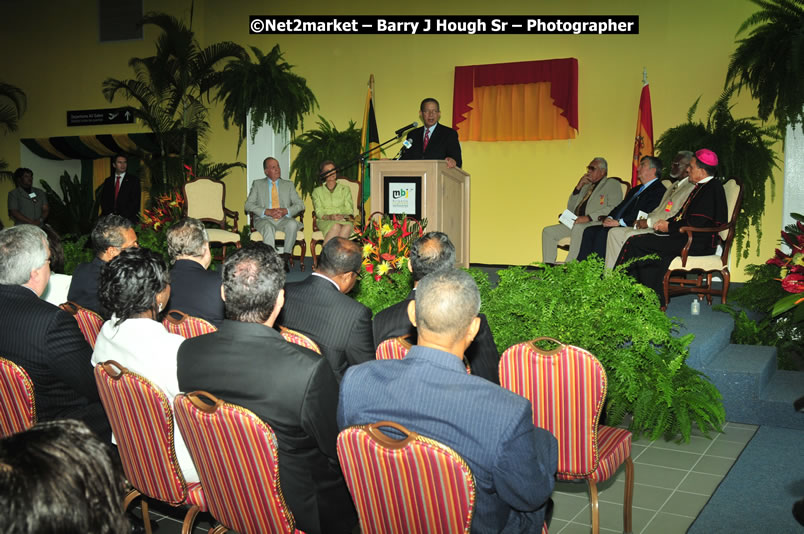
left=772, top=292, right=804, bottom=317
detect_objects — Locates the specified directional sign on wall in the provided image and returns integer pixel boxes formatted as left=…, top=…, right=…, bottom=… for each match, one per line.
left=66, top=107, right=135, bottom=127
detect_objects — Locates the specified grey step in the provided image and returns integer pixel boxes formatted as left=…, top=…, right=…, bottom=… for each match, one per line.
left=669, top=295, right=740, bottom=368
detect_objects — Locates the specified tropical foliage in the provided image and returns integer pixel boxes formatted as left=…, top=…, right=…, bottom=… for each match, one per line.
left=467, top=259, right=725, bottom=442
left=655, top=90, right=780, bottom=262
left=40, top=170, right=100, bottom=237
left=352, top=214, right=426, bottom=315
left=102, top=12, right=246, bottom=195
left=216, top=44, right=317, bottom=154
left=726, top=0, right=804, bottom=133
left=0, top=81, right=26, bottom=176
left=289, top=117, right=362, bottom=198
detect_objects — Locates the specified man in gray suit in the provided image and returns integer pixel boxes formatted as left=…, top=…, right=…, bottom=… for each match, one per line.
left=541, top=157, right=623, bottom=263
left=245, top=157, right=304, bottom=262
left=605, top=151, right=695, bottom=268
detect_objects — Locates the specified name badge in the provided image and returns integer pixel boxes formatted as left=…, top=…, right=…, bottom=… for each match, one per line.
left=28, top=192, right=36, bottom=199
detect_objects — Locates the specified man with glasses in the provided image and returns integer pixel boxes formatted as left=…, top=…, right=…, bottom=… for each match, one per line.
left=67, top=214, right=138, bottom=316
left=0, top=225, right=110, bottom=440
left=541, top=157, right=623, bottom=264
left=400, top=98, right=462, bottom=168
left=278, top=237, right=375, bottom=382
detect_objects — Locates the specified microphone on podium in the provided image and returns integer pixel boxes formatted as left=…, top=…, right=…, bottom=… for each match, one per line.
left=394, top=138, right=413, bottom=160
left=394, top=121, right=418, bottom=137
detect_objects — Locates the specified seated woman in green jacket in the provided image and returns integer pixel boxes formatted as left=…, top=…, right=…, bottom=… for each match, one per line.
left=311, top=160, right=354, bottom=244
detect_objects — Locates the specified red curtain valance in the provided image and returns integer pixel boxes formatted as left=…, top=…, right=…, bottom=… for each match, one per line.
left=453, top=58, right=578, bottom=132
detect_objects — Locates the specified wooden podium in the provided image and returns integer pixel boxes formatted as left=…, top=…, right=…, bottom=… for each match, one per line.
left=369, top=160, right=470, bottom=267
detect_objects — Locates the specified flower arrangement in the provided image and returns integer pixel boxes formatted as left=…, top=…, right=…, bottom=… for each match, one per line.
left=356, top=213, right=426, bottom=282
left=769, top=214, right=804, bottom=317
left=140, top=190, right=185, bottom=232
left=351, top=213, right=426, bottom=315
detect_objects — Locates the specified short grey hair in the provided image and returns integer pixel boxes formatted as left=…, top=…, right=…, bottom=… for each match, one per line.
left=166, top=218, right=209, bottom=261
left=593, top=157, right=608, bottom=174
left=415, top=269, right=480, bottom=342
left=0, top=225, right=48, bottom=285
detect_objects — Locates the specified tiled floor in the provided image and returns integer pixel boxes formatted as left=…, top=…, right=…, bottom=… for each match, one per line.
left=549, top=421, right=758, bottom=534
left=141, top=421, right=758, bottom=534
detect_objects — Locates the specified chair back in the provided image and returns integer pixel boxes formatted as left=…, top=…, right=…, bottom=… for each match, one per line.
left=720, top=179, right=744, bottom=245
left=279, top=326, right=321, bottom=354
left=184, top=177, right=226, bottom=223
left=94, top=360, right=189, bottom=505
left=162, top=310, right=218, bottom=339
left=609, top=176, right=630, bottom=198
left=339, top=177, right=361, bottom=220
left=375, top=336, right=412, bottom=360
left=60, top=301, right=104, bottom=348
left=0, top=357, right=36, bottom=437
left=173, top=391, right=298, bottom=534
left=499, top=338, right=607, bottom=476
left=337, top=421, right=475, bottom=534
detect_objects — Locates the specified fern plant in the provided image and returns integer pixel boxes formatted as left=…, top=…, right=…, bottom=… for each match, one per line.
left=289, top=117, right=362, bottom=199
left=467, top=258, right=725, bottom=442
left=655, top=89, right=780, bottom=263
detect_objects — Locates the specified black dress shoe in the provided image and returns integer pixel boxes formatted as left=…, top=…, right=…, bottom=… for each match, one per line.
left=281, top=253, right=291, bottom=272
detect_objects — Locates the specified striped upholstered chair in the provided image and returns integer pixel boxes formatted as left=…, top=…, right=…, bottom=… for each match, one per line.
left=173, top=391, right=303, bottom=534
left=0, top=357, right=36, bottom=438
left=94, top=361, right=206, bottom=534
left=499, top=338, right=634, bottom=534
left=162, top=309, right=218, bottom=339
left=60, top=301, right=104, bottom=348
left=375, top=335, right=412, bottom=360
left=337, top=421, right=476, bottom=534
left=279, top=326, right=321, bottom=354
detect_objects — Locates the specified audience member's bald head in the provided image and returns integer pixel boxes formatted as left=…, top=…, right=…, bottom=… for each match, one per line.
left=415, top=269, right=480, bottom=343
left=409, top=231, right=455, bottom=281
left=317, top=237, right=361, bottom=277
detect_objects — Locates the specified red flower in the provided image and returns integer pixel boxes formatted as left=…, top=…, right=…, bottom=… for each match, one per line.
left=374, top=274, right=382, bottom=282
left=781, top=273, right=804, bottom=294
left=365, top=264, right=374, bottom=274
left=380, top=253, right=396, bottom=262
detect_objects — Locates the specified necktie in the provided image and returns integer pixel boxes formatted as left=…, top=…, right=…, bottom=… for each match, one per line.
left=271, top=180, right=280, bottom=209
left=423, top=128, right=430, bottom=152
left=574, top=181, right=597, bottom=216
left=613, top=185, right=643, bottom=220
left=114, top=176, right=122, bottom=205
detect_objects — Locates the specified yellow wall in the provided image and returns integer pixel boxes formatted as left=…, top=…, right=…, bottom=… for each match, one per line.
left=0, top=0, right=785, bottom=281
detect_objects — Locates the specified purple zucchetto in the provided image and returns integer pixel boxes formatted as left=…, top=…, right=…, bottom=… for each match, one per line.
left=695, top=149, right=718, bottom=166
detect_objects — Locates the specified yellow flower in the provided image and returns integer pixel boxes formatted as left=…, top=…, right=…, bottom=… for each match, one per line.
left=381, top=223, right=392, bottom=235
left=793, top=253, right=804, bottom=267
left=362, top=243, right=374, bottom=258
left=377, top=261, right=390, bottom=276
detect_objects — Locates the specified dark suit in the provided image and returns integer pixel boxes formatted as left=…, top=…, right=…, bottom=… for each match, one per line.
left=277, top=274, right=374, bottom=382
left=338, top=346, right=558, bottom=534
left=373, top=290, right=501, bottom=384
left=177, top=320, right=357, bottom=534
left=167, top=259, right=224, bottom=327
left=576, top=178, right=666, bottom=262
left=401, top=123, right=462, bottom=168
left=617, top=178, right=728, bottom=306
left=0, top=284, right=110, bottom=440
left=100, top=173, right=141, bottom=224
left=67, top=256, right=105, bottom=316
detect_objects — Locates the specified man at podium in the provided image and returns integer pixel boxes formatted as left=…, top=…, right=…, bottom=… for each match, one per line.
left=401, top=98, right=462, bottom=168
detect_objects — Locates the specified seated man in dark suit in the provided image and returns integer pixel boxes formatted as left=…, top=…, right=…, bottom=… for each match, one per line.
left=278, top=237, right=374, bottom=382
left=0, top=225, right=110, bottom=440
left=616, top=149, right=728, bottom=307
left=400, top=97, right=462, bottom=168
left=339, top=269, right=558, bottom=533
left=575, top=155, right=666, bottom=262
left=177, top=245, right=356, bottom=534
left=166, top=217, right=224, bottom=327
left=67, top=214, right=138, bottom=316
left=373, top=231, right=502, bottom=383
left=99, top=154, right=141, bottom=225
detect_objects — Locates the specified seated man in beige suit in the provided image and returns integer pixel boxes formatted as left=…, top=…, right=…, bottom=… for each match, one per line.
left=541, top=157, right=623, bottom=263
left=605, top=151, right=695, bottom=268
left=245, top=157, right=304, bottom=264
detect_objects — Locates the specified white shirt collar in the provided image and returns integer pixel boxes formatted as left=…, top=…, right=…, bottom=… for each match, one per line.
left=312, top=272, right=340, bottom=290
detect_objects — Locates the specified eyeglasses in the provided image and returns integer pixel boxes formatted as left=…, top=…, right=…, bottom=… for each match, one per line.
left=587, top=166, right=598, bottom=172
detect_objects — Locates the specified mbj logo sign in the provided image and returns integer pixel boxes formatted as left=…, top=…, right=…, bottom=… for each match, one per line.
left=392, top=187, right=414, bottom=199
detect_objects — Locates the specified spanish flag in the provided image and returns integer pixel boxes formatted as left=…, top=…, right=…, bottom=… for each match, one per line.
left=631, top=83, right=653, bottom=187
left=360, top=79, right=380, bottom=207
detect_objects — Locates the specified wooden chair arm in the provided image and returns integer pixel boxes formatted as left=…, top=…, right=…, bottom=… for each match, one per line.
left=223, top=207, right=239, bottom=233
left=677, top=222, right=734, bottom=265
